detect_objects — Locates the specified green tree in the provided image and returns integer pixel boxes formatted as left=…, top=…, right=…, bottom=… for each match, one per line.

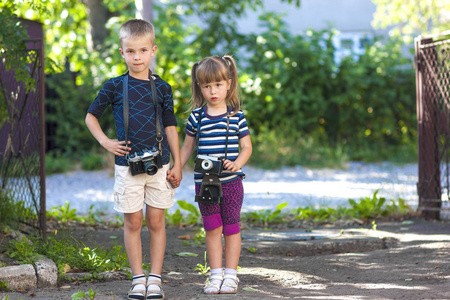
left=372, top=0, right=450, bottom=42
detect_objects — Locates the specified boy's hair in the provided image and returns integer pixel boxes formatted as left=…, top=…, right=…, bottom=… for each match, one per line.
left=119, top=19, right=155, bottom=47
left=190, top=55, right=240, bottom=114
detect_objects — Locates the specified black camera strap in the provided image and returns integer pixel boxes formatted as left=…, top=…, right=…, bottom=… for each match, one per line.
left=195, top=106, right=230, bottom=160
left=123, top=70, right=162, bottom=162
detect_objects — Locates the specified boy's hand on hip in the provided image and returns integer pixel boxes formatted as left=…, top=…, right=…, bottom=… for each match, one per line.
left=101, top=139, right=131, bottom=157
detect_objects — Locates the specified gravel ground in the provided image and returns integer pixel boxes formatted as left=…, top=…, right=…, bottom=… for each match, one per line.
left=46, top=162, right=424, bottom=216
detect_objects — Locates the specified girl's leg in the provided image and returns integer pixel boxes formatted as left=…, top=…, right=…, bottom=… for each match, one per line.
left=220, top=178, right=244, bottom=294
left=124, top=210, right=144, bottom=275
left=205, top=226, right=224, bottom=269
left=224, top=232, right=241, bottom=270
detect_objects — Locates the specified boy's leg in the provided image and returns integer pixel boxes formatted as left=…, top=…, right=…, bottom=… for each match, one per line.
left=124, top=210, right=144, bottom=275
left=145, top=205, right=166, bottom=274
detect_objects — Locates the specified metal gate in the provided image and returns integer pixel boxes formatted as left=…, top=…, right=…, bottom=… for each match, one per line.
left=415, top=31, right=450, bottom=220
left=0, top=19, right=46, bottom=237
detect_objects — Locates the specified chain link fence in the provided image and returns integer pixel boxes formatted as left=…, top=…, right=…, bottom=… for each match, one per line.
left=415, top=31, right=450, bottom=220
left=0, top=19, right=46, bottom=237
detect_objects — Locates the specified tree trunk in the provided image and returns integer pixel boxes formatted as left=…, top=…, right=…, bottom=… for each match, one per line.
left=84, top=0, right=111, bottom=51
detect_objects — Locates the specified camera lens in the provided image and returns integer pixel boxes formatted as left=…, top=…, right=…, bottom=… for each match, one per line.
left=143, top=160, right=158, bottom=175
left=201, top=159, right=213, bottom=171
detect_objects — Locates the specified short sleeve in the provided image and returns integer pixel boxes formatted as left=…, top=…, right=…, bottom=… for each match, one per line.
left=238, top=111, right=250, bottom=139
left=161, top=83, right=177, bottom=127
left=185, top=110, right=198, bottom=137
left=87, top=78, right=117, bottom=119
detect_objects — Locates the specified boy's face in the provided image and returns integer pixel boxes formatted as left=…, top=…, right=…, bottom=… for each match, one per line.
left=119, top=36, right=157, bottom=79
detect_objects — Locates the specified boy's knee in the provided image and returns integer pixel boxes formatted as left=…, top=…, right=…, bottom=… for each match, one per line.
left=146, top=215, right=165, bottom=231
left=124, top=214, right=143, bottom=231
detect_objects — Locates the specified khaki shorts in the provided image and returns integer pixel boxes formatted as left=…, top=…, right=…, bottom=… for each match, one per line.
left=113, top=163, right=175, bottom=213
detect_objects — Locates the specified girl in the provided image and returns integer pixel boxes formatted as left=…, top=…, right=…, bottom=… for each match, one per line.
left=179, top=55, right=252, bottom=294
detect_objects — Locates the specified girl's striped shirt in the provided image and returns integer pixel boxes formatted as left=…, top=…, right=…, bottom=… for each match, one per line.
left=185, top=107, right=250, bottom=184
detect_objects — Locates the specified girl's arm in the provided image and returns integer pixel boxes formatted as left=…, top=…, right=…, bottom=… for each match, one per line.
left=223, top=135, right=252, bottom=173
left=180, top=134, right=196, bottom=168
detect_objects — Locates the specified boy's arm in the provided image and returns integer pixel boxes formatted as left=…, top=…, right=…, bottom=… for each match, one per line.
left=85, top=113, right=130, bottom=156
left=165, top=125, right=182, bottom=187
left=223, top=135, right=252, bottom=173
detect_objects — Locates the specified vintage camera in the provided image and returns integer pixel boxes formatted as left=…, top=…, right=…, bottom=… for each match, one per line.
left=128, top=147, right=162, bottom=176
left=194, top=154, right=223, bottom=176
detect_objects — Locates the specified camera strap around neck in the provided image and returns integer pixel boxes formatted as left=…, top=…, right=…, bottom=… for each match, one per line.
left=195, top=105, right=230, bottom=160
left=123, top=71, right=162, bottom=161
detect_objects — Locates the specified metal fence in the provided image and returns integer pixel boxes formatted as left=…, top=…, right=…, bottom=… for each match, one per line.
left=0, top=19, right=46, bottom=237
left=415, top=31, right=450, bottom=220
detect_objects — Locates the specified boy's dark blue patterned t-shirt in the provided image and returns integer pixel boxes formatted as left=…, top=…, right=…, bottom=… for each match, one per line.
left=88, top=74, right=177, bottom=166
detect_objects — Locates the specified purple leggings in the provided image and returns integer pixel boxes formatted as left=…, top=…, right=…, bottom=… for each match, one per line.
left=195, top=177, right=244, bottom=235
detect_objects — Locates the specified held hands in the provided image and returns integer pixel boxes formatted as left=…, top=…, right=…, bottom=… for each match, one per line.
left=223, top=159, right=240, bottom=173
left=101, top=139, right=131, bottom=157
left=167, top=165, right=182, bottom=188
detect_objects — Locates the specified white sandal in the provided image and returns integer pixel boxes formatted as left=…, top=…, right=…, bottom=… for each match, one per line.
left=203, top=274, right=223, bottom=294
left=146, top=279, right=164, bottom=299
left=127, top=281, right=146, bottom=300
left=220, top=274, right=239, bottom=294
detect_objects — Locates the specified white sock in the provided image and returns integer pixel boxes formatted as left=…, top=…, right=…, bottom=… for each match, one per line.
left=147, top=273, right=162, bottom=296
left=221, top=268, right=238, bottom=293
left=130, top=274, right=146, bottom=297
left=204, top=268, right=223, bottom=293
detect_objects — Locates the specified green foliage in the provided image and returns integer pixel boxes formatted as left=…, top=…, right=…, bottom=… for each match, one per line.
left=80, top=153, right=105, bottom=171
left=348, top=190, right=386, bottom=219
left=0, top=2, right=36, bottom=94
left=36, top=231, right=129, bottom=275
left=194, top=251, right=210, bottom=275
left=0, top=191, right=20, bottom=230
left=45, top=151, right=73, bottom=175
left=0, top=281, right=9, bottom=292
left=242, top=202, right=288, bottom=227
left=242, top=13, right=417, bottom=165
left=71, top=287, right=98, bottom=300
left=8, top=236, right=43, bottom=265
left=183, top=228, right=206, bottom=246
left=177, top=200, right=202, bottom=225
left=47, top=201, right=81, bottom=223
left=372, top=0, right=450, bottom=42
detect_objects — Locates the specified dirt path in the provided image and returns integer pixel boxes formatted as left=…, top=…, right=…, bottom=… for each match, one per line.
left=2, top=220, right=450, bottom=300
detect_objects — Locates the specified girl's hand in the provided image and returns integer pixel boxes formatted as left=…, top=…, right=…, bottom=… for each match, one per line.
left=223, top=159, right=240, bottom=173
left=101, top=139, right=131, bottom=157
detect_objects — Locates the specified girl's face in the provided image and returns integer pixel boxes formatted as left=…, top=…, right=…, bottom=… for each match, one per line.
left=120, top=37, right=157, bottom=80
left=199, top=79, right=231, bottom=110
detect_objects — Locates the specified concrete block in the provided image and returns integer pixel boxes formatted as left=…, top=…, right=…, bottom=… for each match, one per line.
left=35, top=257, right=58, bottom=287
left=0, top=264, right=37, bottom=290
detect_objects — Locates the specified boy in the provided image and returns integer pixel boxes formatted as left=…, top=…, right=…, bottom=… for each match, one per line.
left=85, top=19, right=181, bottom=300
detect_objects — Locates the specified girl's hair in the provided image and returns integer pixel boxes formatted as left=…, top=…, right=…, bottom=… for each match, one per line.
left=119, top=19, right=155, bottom=47
left=190, top=55, right=240, bottom=114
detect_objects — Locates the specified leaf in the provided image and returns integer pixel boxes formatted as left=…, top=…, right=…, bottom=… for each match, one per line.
left=243, top=287, right=258, bottom=292
left=71, top=291, right=86, bottom=300
left=174, top=252, right=198, bottom=257
left=177, top=200, right=200, bottom=216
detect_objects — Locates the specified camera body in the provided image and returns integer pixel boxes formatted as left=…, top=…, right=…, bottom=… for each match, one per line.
left=194, top=154, right=223, bottom=176
left=128, top=147, right=162, bottom=176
